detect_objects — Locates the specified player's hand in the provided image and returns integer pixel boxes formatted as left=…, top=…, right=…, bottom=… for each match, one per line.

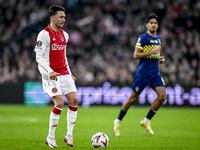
left=49, top=72, right=60, bottom=81
left=159, top=56, right=165, bottom=64
left=152, top=46, right=160, bottom=54
left=71, top=75, right=76, bottom=81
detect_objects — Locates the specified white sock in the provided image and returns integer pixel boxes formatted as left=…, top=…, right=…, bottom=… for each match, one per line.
left=67, top=105, right=78, bottom=136
left=144, top=117, right=150, bottom=123
left=116, top=119, right=122, bottom=124
left=48, top=107, right=62, bottom=138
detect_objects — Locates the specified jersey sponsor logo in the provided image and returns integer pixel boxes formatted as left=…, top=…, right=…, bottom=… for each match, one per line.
left=150, top=54, right=160, bottom=56
left=51, top=43, right=65, bottom=50
left=36, top=41, right=42, bottom=47
left=150, top=40, right=154, bottom=43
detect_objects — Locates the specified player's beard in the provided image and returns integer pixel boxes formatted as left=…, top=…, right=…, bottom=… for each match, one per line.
left=56, top=23, right=64, bottom=29
left=60, top=23, right=65, bottom=28
left=149, top=29, right=156, bottom=34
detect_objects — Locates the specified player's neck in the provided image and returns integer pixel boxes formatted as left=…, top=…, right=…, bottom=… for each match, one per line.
left=50, top=23, right=59, bottom=32
left=147, top=31, right=156, bottom=37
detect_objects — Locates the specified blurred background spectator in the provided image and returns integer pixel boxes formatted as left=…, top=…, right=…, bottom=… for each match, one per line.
left=0, top=0, right=199, bottom=87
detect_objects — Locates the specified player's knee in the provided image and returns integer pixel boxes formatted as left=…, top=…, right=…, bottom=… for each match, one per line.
left=128, top=95, right=137, bottom=103
left=53, top=96, right=64, bottom=108
left=158, top=93, right=166, bottom=103
left=66, top=92, right=78, bottom=106
left=55, top=101, right=64, bottom=108
left=128, top=91, right=139, bottom=103
left=71, top=96, right=78, bottom=106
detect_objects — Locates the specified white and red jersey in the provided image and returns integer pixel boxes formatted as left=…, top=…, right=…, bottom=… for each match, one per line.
left=34, top=25, right=71, bottom=78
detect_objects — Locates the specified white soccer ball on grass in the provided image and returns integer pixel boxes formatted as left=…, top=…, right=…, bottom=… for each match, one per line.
left=91, top=132, right=109, bottom=148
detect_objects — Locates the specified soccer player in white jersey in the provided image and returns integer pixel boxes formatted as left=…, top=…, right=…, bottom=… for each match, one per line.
left=34, top=5, right=78, bottom=148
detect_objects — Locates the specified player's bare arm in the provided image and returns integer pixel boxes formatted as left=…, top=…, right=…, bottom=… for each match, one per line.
left=133, top=46, right=160, bottom=59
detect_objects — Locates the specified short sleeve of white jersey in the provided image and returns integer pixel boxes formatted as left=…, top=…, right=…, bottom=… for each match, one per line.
left=63, top=31, right=69, bottom=43
left=34, top=30, right=53, bottom=75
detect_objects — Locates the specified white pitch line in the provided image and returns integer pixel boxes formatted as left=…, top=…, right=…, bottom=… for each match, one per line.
left=0, top=117, right=38, bottom=123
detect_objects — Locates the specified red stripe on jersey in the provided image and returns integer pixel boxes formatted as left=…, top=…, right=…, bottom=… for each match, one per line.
left=45, top=25, right=70, bottom=75
left=52, top=107, right=62, bottom=114
left=68, top=105, right=78, bottom=111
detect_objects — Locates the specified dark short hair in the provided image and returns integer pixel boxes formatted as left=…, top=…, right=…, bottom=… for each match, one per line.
left=49, top=5, right=65, bottom=17
left=145, top=13, right=158, bottom=23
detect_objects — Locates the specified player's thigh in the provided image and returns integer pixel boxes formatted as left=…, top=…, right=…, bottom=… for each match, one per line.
left=129, top=91, right=139, bottom=102
left=42, top=77, right=62, bottom=97
left=154, top=86, right=166, bottom=99
left=52, top=95, right=64, bottom=108
left=65, top=92, right=78, bottom=106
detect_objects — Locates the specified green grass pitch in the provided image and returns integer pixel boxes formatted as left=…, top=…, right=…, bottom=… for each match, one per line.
left=0, top=105, right=199, bottom=150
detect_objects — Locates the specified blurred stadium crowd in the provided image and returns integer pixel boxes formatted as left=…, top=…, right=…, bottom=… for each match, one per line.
left=0, top=0, right=200, bottom=87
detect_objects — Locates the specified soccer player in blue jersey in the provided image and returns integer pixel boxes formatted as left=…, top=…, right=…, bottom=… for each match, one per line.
left=113, top=13, right=166, bottom=135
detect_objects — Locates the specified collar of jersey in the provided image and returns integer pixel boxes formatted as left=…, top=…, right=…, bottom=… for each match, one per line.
left=48, top=24, right=60, bottom=34
left=145, top=32, right=157, bottom=38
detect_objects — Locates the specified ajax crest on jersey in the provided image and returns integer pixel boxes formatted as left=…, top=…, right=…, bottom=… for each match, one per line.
left=91, top=132, right=109, bottom=148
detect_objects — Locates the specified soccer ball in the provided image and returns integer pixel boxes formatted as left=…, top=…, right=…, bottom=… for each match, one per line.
left=91, top=132, right=109, bottom=148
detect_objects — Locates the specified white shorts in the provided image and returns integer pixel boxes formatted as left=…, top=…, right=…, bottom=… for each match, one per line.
left=42, top=75, right=77, bottom=97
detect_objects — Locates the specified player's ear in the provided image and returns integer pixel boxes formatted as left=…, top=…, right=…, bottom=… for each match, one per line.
left=50, top=16, right=55, bottom=22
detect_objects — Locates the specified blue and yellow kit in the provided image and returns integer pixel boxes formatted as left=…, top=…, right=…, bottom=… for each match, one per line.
left=132, top=32, right=165, bottom=94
